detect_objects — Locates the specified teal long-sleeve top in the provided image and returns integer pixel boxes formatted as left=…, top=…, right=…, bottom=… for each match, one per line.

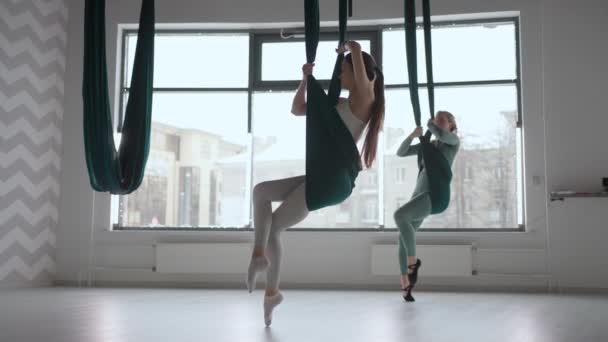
left=396, top=121, right=460, bottom=197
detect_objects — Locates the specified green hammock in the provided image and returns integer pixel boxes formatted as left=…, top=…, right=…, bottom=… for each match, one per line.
left=82, top=0, right=154, bottom=194
left=404, top=0, right=452, bottom=214
left=304, top=0, right=362, bottom=211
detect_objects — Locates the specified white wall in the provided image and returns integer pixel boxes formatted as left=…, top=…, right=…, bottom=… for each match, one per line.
left=542, top=0, right=608, bottom=288
left=56, top=0, right=607, bottom=290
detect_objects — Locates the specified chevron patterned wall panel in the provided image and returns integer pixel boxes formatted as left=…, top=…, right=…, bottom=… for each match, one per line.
left=0, top=0, right=68, bottom=286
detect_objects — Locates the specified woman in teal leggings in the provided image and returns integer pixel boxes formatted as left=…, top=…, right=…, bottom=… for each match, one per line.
left=394, top=111, right=459, bottom=302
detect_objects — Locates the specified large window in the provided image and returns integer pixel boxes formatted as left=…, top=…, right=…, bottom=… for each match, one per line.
left=116, top=33, right=251, bottom=228
left=114, top=17, right=523, bottom=231
left=382, top=19, right=523, bottom=230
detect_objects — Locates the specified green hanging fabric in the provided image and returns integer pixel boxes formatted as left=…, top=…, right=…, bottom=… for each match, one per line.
left=404, top=0, right=452, bottom=214
left=82, top=0, right=154, bottom=194
left=304, top=0, right=361, bottom=211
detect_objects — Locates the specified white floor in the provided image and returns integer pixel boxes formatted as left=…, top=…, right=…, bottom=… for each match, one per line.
left=1, top=287, right=607, bottom=342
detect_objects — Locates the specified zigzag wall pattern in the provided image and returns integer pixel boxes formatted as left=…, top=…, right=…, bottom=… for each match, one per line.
left=1, top=0, right=68, bottom=285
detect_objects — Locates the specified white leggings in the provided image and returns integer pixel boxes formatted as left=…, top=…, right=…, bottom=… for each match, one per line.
left=252, top=175, right=310, bottom=290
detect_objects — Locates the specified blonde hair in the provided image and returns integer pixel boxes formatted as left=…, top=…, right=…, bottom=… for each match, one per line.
left=437, top=110, right=457, bottom=132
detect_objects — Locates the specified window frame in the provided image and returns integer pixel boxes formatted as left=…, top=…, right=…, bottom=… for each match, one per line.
left=113, top=16, right=525, bottom=232
left=252, top=30, right=380, bottom=90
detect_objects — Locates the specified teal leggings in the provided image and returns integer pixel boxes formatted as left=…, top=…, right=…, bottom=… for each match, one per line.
left=394, top=192, right=432, bottom=275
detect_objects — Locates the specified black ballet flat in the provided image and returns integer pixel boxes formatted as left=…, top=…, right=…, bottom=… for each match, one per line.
left=403, top=259, right=422, bottom=302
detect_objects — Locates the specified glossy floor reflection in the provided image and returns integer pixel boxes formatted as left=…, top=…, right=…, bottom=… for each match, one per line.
left=1, top=287, right=607, bottom=342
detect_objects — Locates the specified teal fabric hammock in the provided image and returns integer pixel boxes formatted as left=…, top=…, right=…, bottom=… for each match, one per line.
left=304, top=0, right=362, bottom=211
left=404, top=0, right=452, bottom=214
left=82, top=0, right=154, bottom=194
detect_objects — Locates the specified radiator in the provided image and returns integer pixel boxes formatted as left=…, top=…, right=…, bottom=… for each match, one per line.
left=155, top=243, right=250, bottom=274
left=371, top=244, right=473, bottom=276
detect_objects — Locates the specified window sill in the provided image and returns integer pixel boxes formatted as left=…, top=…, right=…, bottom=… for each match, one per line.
left=112, top=226, right=525, bottom=233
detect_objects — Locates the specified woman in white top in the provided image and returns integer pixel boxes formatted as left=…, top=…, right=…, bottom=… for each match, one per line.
left=246, top=41, right=385, bottom=326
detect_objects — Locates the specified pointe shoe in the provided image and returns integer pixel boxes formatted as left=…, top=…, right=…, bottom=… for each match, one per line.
left=264, top=292, right=284, bottom=327
left=403, top=259, right=422, bottom=302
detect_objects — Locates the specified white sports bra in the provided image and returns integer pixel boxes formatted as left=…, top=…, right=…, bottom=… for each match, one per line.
left=336, top=99, right=368, bottom=142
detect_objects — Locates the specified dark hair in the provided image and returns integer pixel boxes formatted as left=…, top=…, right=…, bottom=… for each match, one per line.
left=344, top=52, right=385, bottom=169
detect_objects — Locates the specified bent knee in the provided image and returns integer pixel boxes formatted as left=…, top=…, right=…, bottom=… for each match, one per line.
left=253, top=182, right=270, bottom=201
left=393, top=208, right=410, bottom=224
